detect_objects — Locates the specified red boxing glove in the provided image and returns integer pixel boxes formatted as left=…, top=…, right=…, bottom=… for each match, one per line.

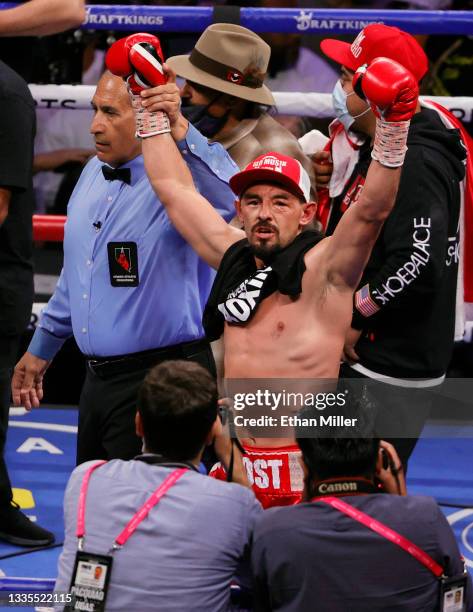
left=105, top=36, right=132, bottom=78
left=105, top=33, right=167, bottom=94
left=353, top=57, right=418, bottom=122
left=106, top=33, right=170, bottom=138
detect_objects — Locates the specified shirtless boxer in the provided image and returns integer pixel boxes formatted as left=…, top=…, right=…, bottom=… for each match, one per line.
left=106, top=34, right=418, bottom=506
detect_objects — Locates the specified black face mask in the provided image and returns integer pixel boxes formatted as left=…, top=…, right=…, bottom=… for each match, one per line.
left=181, top=94, right=230, bottom=138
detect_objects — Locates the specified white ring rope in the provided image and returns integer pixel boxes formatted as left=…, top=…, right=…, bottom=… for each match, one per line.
left=29, top=84, right=473, bottom=122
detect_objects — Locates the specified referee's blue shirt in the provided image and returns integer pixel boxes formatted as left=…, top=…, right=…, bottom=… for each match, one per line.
left=28, top=124, right=237, bottom=359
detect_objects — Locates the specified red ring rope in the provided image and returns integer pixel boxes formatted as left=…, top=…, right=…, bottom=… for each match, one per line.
left=33, top=215, right=66, bottom=242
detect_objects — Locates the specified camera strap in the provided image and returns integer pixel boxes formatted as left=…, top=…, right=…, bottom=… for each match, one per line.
left=312, top=477, right=378, bottom=497
left=134, top=453, right=200, bottom=472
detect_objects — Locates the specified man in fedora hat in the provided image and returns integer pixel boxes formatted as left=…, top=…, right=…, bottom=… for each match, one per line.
left=155, top=23, right=315, bottom=183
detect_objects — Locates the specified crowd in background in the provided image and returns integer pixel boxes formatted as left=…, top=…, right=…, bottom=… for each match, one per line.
left=0, top=0, right=470, bottom=217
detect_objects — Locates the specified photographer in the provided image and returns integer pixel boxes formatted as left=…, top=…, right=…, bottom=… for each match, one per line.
left=251, top=403, right=471, bottom=611
left=55, top=360, right=259, bottom=612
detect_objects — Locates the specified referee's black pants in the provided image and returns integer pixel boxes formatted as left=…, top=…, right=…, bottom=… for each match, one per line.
left=77, top=340, right=216, bottom=465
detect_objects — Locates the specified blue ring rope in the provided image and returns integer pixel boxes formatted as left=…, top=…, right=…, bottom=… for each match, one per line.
left=0, top=4, right=471, bottom=35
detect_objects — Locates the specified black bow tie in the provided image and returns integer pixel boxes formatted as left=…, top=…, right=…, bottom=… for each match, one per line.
left=102, top=166, right=131, bottom=184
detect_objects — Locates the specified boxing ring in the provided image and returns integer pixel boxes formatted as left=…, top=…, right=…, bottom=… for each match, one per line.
left=30, top=85, right=473, bottom=242
left=1, top=3, right=473, bottom=607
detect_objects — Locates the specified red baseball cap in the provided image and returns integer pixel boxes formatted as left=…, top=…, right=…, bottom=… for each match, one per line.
left=229, top=152, right=311, bottom=202
left=320, top=24, right=428, bottom=82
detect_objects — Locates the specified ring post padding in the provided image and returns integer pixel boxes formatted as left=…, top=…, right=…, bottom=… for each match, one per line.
left=212, top=5, right=241, bottom=25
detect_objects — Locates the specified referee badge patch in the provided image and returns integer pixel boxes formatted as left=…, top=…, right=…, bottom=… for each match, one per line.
left=107, top=242, right=139, bottom=287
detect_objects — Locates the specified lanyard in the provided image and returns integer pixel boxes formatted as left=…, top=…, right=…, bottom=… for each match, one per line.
left=313, top=495, right=444, bottom=578
left=76, top=460, right=187, bottom=551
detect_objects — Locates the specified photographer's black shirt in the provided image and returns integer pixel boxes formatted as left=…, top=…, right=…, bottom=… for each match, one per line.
left=252, top=494, right=471, bottom=611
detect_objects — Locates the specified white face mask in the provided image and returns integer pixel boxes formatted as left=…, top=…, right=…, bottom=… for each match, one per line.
left=332, top=80, right=371, bottom=132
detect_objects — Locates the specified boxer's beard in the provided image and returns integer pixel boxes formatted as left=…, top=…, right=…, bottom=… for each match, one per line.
left=249, top=241, right=283, bottom=263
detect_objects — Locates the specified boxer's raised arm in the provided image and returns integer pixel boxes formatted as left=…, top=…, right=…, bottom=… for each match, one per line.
left=143, top=134, right=243, bottom=269
left=326, top=159, right=401, bottom=290
left=323, top=58, right=419, bottom=290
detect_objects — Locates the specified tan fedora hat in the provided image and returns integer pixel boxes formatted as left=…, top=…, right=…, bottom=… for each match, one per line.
left=167, top=23, right=275, bottom=106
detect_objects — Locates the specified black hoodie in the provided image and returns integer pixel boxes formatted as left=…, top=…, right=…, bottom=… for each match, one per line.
left=327, top=108, right=466, bottom=380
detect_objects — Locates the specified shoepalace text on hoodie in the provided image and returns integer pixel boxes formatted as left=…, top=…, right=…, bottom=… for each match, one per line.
left=327, top=108, right=466, bottom=381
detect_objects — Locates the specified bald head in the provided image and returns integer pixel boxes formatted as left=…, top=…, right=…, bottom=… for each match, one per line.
left=98, top=71, right=131, bottom=106
left=90, top=71, right=141, bottom=167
